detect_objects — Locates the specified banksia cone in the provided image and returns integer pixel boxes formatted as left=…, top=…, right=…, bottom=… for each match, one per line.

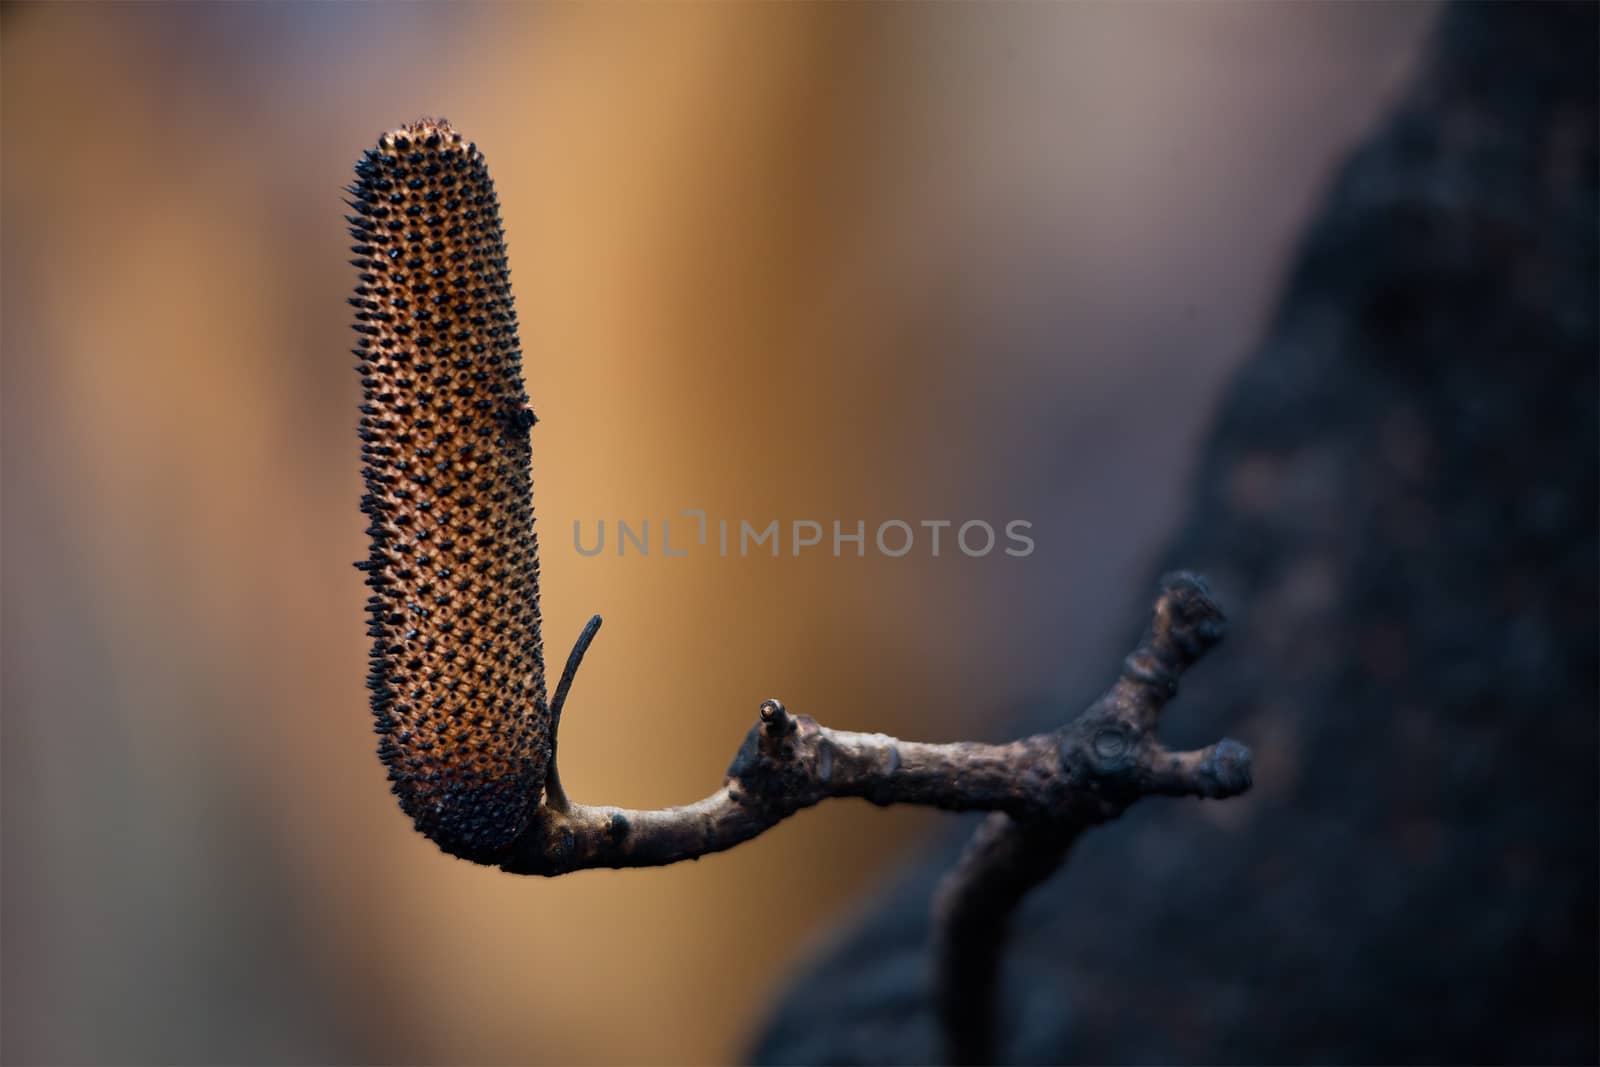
left=349, top=119, right=548, bottom=864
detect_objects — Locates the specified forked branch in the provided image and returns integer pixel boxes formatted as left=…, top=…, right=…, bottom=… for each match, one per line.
left=500, top=572, right=1251, bottom=893
left=928, top=571, right=1247, bottom=1063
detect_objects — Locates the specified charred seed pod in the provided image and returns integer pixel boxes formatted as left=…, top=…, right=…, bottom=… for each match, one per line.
left=350, top=118, right=547, bottom=864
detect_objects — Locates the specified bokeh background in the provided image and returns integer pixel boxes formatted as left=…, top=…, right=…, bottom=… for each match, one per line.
left=3, top=4, right=1439, bottom=1063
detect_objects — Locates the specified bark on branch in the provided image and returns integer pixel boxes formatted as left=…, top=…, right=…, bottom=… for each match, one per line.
left=500, top=573, right=1251, bottom=905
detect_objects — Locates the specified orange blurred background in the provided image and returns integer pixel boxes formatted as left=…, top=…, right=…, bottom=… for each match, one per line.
left=2, top=4, right=1434, bottom=1063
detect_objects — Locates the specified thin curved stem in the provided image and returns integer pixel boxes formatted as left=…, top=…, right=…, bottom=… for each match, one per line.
left=542, top=613, right=604, bottom=815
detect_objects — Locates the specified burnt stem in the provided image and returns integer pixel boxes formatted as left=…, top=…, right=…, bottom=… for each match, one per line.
left=499, top=574, right=1249, bottom=887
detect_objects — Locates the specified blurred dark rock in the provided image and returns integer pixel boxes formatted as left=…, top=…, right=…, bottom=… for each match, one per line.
left=751, top=3, right=1598, bottom=1063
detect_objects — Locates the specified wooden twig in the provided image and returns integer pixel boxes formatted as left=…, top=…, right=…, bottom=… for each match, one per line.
left=500, top=574, right=1250, bottom=886
left=930, top=572, right=1248, bottom=1063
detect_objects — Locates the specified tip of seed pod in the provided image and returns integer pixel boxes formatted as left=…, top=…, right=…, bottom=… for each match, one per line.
left=376, top=118, right=469, bottom=156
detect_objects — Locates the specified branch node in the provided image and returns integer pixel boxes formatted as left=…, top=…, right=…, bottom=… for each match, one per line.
left=1197, top=737, right=1254, bottom=796
left=759, top=698, right=788, bottom=725
left=758, top=698, right=795, bottom=758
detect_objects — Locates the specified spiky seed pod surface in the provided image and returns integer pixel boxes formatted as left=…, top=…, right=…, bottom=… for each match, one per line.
left=350, top=119, right=547, bottom=865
